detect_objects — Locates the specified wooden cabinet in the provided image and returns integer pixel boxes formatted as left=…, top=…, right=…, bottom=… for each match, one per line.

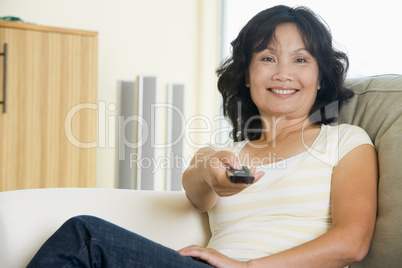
left=0, top=21, right=97, bottom=191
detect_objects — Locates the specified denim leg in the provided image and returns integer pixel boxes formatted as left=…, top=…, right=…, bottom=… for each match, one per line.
left=27, top=215, right=213, bottom=268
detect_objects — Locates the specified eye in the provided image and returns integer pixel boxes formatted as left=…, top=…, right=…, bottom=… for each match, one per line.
left=261, top=56, right=275, bottom=62
left=295, top=58, right=307, bottom=63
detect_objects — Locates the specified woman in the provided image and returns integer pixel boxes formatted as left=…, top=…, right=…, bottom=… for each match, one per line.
left=179, top=5, right=377, bottom=268
left=28, top=5, right=377, bottom=268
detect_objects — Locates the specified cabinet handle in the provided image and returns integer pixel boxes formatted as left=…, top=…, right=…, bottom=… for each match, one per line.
left=0, top=43, right=7, bottom=113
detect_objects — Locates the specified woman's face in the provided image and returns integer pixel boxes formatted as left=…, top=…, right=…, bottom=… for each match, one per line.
left=247, top=23, right=320, bottom=121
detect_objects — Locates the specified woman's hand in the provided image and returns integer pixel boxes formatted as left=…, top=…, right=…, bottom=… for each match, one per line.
left=200, top=150, right=264, bottom=197
left=178, top=245, right=249, bottom=268
left=182, top=148, right=264, bottom=212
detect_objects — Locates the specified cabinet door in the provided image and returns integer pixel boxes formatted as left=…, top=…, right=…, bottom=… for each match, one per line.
left=0, top=27, right=97, bottom=191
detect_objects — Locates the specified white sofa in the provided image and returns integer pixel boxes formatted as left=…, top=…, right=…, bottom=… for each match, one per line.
left=0, top=188, right=211, bottom=268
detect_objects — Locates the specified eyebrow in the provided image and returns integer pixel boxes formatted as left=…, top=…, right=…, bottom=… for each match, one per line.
left=293, top=48, right=309, bottom=53
left=266, top=47, right=309, bottom=53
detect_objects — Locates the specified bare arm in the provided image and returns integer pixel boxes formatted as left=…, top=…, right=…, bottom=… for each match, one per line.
left=246, top=144, right=378, bottom=268
left=182, top=147, right=220, bottom=212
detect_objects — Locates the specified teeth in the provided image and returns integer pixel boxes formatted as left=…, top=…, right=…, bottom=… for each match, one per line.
left=271, top=89, right=297, bottom=94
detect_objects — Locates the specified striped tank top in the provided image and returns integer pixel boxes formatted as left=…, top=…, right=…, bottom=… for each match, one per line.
left=206, top=124, right=373, bottom=261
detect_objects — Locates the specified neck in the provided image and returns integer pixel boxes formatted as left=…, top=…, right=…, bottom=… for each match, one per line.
left=257, top=115, right=313, bottom=143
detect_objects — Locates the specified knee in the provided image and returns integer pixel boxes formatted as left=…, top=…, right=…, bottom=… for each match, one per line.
left=65, top=215, right=114, bottom=231
left=64, top=215, right=95, bottom=225
left=67, top=215, right=101, bottom=224
left=61, top=215, right=102, bottom=233
left=53, top=215, right=105, bottom=242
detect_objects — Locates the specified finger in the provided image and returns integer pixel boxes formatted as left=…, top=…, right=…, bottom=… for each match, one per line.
left=249, top=166, right=264, bottom=175
left=253, top=170, right=265, bottom=183
left=178, top=245, right=205, bottom=256
left=178, top=245, right=202, bottom=253
left=249, top=166, right=265, bottom=183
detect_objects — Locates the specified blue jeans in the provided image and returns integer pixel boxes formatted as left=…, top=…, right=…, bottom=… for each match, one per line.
left=27, top=215, right=213, bottom=268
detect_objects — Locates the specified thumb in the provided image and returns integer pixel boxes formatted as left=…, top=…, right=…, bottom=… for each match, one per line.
left=249, top=166, right=265, bottom=184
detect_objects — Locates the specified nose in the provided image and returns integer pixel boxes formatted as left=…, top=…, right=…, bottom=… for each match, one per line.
left=272, top=62, right=294, bottom=81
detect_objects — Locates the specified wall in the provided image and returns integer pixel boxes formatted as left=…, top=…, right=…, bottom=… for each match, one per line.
left=224, top=0, right=402, bottom=77
left=0, top=0, right=222, bottom=189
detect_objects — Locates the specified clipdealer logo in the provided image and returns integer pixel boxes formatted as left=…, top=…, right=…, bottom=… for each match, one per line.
left=63, top=101, right=233, bottom=153
left=63, top=100, right=341, bottom=168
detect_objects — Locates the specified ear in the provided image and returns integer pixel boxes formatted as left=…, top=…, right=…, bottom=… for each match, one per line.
left=245, top=71, right=250, bottom=87
left=316, top=75, right=321, bottom=90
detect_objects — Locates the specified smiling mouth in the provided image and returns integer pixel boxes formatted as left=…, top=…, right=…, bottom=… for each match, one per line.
left=268, top=88, right=299, bottom=95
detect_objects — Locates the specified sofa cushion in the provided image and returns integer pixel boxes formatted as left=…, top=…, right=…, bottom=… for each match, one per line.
left=339, top=74, right=402, bottom=267
left=0, top=188, right=211, bottom=268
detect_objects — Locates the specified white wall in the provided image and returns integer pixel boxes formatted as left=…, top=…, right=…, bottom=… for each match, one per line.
left=223, top=0, right=402, bottom=77
left=0, top=0, right=222, bottom=189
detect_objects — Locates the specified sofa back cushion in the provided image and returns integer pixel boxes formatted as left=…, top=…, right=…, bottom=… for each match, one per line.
left=339, top=74, right=402, bottom=267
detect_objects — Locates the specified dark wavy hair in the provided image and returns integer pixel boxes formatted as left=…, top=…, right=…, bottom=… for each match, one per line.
left=217, top=5, right=354, bottom=141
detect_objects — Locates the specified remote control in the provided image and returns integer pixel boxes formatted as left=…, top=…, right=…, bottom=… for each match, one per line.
left=226, top=166, right=255, bottom=184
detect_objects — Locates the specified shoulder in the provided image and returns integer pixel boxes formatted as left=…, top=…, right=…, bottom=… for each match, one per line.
left=320, top=124, right=372, bottom=145
left=312, top=124, right=373, bottom=167
left=327, top=124, right=373, bottom=164
left=323, top=123, right=370, bottom=138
